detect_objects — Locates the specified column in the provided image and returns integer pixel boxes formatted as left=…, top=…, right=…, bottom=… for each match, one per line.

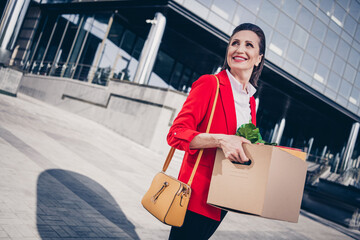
left=270, top=123, right=279, bottom=143
left=340, top=122, right=360, bottom=171
left=274, top=118, right=286, bottom=145
left=0, top=0, right=30, bottom=50
left=307, top=137, right=314, bottom=156
left=321, top=145, right=327, bottom=160
left=133, top=12, right=166, bottom=84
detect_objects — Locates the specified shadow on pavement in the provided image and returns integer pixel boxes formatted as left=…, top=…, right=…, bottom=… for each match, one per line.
left=36, top=169, right=139, bottom=239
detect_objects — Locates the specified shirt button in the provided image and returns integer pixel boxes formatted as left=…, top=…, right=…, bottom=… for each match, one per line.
left=174, top=132, right=177, bottom=135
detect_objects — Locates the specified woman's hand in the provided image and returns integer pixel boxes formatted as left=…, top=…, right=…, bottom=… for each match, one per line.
left=218, top=135, right=251, bottom=163
left=189, top=133, right=251, bottom=163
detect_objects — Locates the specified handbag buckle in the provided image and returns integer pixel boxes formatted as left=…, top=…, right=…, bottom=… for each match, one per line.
left=151, top=181, right=169, bottom=203
left=178, top=184, right=190, bottom=207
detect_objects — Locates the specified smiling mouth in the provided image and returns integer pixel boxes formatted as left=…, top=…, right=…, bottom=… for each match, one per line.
left=233, top=56, right=247, bottom=61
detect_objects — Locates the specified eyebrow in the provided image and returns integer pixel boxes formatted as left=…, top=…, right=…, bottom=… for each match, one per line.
left=232, top=38, right=255, bottom=44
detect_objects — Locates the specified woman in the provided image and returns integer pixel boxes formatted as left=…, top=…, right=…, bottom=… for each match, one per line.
left=167, top=23, right=266, bottom=239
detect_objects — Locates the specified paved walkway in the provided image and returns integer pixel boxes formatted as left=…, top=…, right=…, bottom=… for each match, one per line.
left=0, top=93, right=359, bottom=240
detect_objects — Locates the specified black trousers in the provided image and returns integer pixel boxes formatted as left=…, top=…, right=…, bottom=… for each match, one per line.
left=168, top=210, right=227, bottom=240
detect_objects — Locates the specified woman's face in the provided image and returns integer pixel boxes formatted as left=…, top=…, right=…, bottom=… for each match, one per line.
left=227, top=30, right=263, bottom=74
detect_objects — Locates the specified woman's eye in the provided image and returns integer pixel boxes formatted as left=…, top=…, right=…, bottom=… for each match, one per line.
left=246, top=43, right=254, bottom=47
left=231, top=41, right=239, bottom=46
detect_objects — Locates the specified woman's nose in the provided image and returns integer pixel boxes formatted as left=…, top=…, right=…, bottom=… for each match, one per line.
left=236, top=44, right=245, bottom=53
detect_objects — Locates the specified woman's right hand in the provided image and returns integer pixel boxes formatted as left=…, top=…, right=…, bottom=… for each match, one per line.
left=189, top=133, right=251, bottom=163
left=218, top=134, right=251, bottom=163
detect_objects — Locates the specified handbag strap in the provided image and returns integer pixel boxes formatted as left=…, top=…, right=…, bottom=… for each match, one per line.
left=162, top=75, right=220, bottom=187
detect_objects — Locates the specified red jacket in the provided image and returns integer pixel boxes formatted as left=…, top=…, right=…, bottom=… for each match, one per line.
left=167, top=70, right=257, bottom=221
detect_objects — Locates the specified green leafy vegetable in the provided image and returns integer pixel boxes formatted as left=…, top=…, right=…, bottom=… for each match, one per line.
left=236, top=122, right=277, bottom=146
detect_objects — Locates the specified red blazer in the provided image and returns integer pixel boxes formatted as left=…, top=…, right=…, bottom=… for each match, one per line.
left=167, top=70, right=257, bottom=221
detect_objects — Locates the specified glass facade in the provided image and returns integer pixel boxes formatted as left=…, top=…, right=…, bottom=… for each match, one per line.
left=178, top=0, right=360, bottom=115
left=26, top=12, right=146, bottom=85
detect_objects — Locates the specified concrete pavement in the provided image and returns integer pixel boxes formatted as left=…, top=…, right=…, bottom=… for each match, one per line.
left=0, top=93, right=359, bottom=239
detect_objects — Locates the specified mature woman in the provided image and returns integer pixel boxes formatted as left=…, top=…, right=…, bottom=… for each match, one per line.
left=167, top=23, right=266, bottom=239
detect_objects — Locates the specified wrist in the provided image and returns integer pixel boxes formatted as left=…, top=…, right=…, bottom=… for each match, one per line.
left=213, top=134, right=226, bottom=148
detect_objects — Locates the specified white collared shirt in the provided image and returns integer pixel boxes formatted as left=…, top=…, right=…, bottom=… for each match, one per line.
left=226, top=69, right=256, bottom=129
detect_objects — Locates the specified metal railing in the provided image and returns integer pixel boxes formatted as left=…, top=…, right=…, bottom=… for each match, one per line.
left=24, top=60, right=130, bottom=86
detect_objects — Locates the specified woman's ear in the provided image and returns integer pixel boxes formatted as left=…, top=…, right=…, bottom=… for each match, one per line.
left=255, top=54, right=263, bottom=67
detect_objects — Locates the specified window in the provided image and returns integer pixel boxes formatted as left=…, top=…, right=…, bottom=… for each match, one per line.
left=282, top=0, right=300, bottom=20
left=301, top=52, right=316, bottom=75
left=333, top=3, right=346, bottom=26
left=306, top=36, right=322, bottom=58
left=132, top=38, right=145, bottom=60
left=286, top=42, right=303, bottom=66
left=121, top=30, right=136, bottom=55
left=108, top=18, right=125, bottom=46
left=297, top=7, right=313, bottom=29
left=319, top=46, right=334, bottom=67
left=355, top=72, right=360, bottom=89
left=343, top=64, right=356, bottom=83
left=338, top=0, right=350, bottom=10
left=350, top=88, right=360, bottom=106
left=324, top=29, right=339, bottom=49
left=336, top=39, right=351, bottom=60
left=355, top=26, right=360, bottom=43
left=292, top=25, right=308, bottom=49
left=211, top=0, right=237, bottom=21
left=339, top=80, right=352, bottom=98
left=319, top=0, right=333, bottom=15
left=275, top=12, right=294, bottom=37
left=344, top=15, right=357, bottom=36
left=327, top=72, right=341, bottom=91
left=311, top=18, right=327, bottom=42
left=232, top=5, right=256, bottom=26
left=271, top=31, right=289, bottom=55
left=331, top=55, right=346, bottom=76
left=196, top=0, right=212, bottom=7
left=242, top=0, right=262, bottom=15
left=170, top=62, right=184, bottom=89
left=259, top=1, right=279, bottom=27
left=51, top=14, right=81, bottom=77
left=152, top=51, right=175, bottom=85
left=348, top=49, right=360, bottom=69
left=349, top=0, right=360, bottom=21
left=314, top=63, right=330, bottom=84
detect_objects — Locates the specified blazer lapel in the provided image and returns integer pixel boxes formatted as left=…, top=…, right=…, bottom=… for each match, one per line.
left=217, top=70, right=237, bottom=134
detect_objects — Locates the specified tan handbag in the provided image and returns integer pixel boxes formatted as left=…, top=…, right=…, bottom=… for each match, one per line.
left=141, top=76, right=220, bottom=227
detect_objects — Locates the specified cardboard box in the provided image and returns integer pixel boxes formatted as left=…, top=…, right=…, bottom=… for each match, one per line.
left=207, top=144, right=307, bottom=223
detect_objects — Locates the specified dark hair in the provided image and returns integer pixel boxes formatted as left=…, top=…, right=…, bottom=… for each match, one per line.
left=221, top=23, right=266, bottom=87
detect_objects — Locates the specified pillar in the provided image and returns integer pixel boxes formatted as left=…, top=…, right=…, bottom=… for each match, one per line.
left=133, top=12, right=166, bottom=84
left=0, top=0, right=30, bottom=50
left=340, top=122, right=360, bottom=171
left=274, top=118, right=286, bottom=145
left=270, top=123, right=279, bottom=143
left=307, top=137, right=314, bottom=156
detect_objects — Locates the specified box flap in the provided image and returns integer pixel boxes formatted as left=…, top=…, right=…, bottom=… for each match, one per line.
left=278, top=147, right=307, bottom=161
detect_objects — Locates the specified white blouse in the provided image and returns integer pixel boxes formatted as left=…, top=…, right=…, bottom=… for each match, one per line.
left=226, top=69, right=256, bottom=129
